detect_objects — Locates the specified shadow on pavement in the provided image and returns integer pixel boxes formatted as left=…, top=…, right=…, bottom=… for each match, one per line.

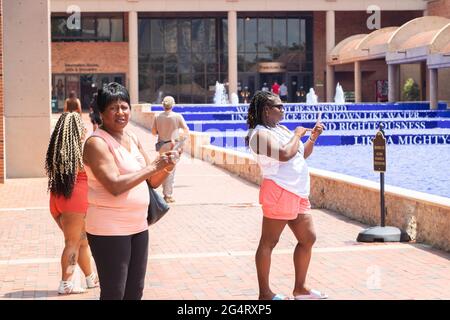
left=3, top=290, right=61, bottom=298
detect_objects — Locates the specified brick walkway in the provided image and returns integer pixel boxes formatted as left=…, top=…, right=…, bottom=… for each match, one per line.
left=0, top=115, right=449, bottom=300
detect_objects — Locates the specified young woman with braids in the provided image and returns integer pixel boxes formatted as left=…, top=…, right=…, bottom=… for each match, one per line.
left=45, top=112, right=98, bottom=295
left=246, top=91, right=327, bottom=300
left=83, top=82, right=179, bottom=300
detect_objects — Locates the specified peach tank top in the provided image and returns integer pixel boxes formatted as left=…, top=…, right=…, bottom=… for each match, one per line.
left=84, top=128, right=149, bottom=236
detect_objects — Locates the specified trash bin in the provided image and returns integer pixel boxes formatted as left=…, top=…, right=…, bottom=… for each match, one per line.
left=51, top=99, right=58, bottom=113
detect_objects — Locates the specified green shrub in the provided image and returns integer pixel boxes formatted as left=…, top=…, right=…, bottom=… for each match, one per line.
left=402, top=78, right=420, bottom=101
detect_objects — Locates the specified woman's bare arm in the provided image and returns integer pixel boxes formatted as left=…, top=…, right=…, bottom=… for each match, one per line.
left=134, top=137, right=176, bottom=188
left=83, top=137, right=170, bottom=196
left=249, top=128, right=307, bottom=162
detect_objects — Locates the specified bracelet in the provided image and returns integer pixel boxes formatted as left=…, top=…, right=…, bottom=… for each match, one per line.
left=309, top=137, right=317, bottom=143
left=163, top=168, right=174, bottom=173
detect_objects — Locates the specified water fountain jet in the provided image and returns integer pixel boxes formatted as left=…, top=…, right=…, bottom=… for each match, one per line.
left=214, top=81, right=229, bottom=105
left=334, top=83, right=346, bottom=104
left=306, top=88, right=318, bottom=104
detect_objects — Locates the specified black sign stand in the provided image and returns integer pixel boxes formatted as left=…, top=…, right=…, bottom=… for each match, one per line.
left=357, top=124, right=402, bottom=243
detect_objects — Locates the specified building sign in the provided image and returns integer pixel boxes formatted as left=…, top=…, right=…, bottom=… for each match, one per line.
left=258, top=62, right=286, bottom=73
left=64, top=63, right=100, bottom=73
left=373, top=131, right=386, bottom=172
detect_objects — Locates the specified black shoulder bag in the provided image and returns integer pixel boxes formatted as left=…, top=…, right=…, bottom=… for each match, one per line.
left=146, top=181, right=170, bottom=225
left=127, top=131, right=170, bottom=226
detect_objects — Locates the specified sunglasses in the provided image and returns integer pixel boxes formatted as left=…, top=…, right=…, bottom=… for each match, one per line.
left=269, top=104, right=284, bottom=111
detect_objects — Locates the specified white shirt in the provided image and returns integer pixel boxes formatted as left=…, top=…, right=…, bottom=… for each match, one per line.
left=250, top=124, right=310, bottom=197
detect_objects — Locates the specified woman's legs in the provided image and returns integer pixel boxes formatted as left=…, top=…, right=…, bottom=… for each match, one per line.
left=54, top=214, right=96, bottom=284
left=123, top=230, right=148, bottom=300
left=287, top=214, right=317, bottom=296
left=255, top=217, right=288, bottom=300
left=59, top=212, right=86, bottom=281
left=77, top=236, right=95, bottom=278
left=87, top=233, right=132, bottom=300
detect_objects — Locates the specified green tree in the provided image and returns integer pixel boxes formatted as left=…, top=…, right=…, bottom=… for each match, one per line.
left=402, top=78, right=420, bottom=101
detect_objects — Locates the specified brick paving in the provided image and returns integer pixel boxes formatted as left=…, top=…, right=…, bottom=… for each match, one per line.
left=0, top=114, right=449, bottom=300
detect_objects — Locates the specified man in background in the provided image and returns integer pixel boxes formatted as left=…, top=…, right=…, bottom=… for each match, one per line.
left=279, top=82, right=288, bottom=102
left=271, top=81, right=280, bottom=96
left=152, top=96, right=190, bottom=203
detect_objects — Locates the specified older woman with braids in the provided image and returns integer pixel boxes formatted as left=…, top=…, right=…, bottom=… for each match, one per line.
left=246, top=91, right=327, bottom=300
left=83, top=82, right=179, bottom=300
left=45, top=112, right=98, bottom=295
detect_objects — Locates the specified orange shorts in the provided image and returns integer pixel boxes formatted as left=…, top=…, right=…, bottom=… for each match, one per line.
left=50, top=172, right=88, bottom=219
left=259, top=179, right=311, bottom=220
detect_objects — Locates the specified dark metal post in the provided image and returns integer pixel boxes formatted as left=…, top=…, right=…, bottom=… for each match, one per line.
left=380, top=172, right=385, bottom=227
left=357, top=122, right=401, bottom=242
left=379, top=124, right=386, bottom=228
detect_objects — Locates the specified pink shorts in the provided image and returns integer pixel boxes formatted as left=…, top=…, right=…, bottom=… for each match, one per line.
left=259, top=179, right=311, bottom=220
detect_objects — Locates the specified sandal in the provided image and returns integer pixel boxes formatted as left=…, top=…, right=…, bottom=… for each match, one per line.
left=272, top=293, right=290, bottom=300
left=58, top=280, right=86, bottom=295
left=294, top=289, right=328, bottom=300
left=85, top=272, right=99, bottom=289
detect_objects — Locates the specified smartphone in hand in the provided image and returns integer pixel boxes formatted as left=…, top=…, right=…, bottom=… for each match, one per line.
left=172, top=136, right=187, bottom=150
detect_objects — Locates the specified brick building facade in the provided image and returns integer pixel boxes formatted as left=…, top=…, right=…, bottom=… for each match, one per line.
left=313, top=11, right=423, bottom=101
left=52, top=9, right=427, bottom=104
left=427, top=0, right=450, bottom=18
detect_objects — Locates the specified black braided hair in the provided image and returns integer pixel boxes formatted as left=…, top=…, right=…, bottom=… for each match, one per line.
left=44, top=112, right=85, bottom=198
left=245, top=90, right=278, bottom=146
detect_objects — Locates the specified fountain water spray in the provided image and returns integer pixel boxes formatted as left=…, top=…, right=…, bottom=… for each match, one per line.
left=334, top=83, right=346, bottom=104
left=213, top=81, right=229, bottom=105
left=230, top=93, right=239, bottom=105
left=306, top=88, right=318, bottom=104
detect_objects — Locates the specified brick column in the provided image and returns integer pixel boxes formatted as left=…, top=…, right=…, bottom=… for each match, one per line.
left=326, top=10, right=335, bottom=102
left=354, top=61, right=362, bottom=103
left=0, top=0, right=4, bottom=183
left=129, top=10, right=139, bottom=104
left=388, top=64, right=400, bottom=102
left=227, top=10, right=238, bottom=101
left=429, top=68, right=438, bottom=110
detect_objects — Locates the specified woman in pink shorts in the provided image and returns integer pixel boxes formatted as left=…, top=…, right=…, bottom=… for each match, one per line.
left=45, top=112, right=98, bottom=294
left=246, top=91, right=327, bottom=300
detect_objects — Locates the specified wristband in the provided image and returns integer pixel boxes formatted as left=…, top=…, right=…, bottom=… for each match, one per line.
left=309, top=137, right=317, bottom=143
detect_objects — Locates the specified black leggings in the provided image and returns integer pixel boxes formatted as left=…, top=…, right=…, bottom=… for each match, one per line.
left=87, top=230, right=148, bottom=300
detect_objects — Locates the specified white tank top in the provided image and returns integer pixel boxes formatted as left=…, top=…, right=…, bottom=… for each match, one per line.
left=250, top=124, right=310, bottom=197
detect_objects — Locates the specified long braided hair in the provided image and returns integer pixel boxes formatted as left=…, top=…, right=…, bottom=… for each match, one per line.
left=245, top=90, right=278, bottom=145
left=45, top=112, right=85, bottom=198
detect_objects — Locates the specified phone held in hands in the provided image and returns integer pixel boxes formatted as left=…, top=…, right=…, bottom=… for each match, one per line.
left=172, top=136, right=187, bottom=150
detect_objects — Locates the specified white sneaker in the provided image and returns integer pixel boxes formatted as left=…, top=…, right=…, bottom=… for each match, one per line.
left=58, top=280, right=86, bottom=295
left=85, top=273, right=99, bottom=289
